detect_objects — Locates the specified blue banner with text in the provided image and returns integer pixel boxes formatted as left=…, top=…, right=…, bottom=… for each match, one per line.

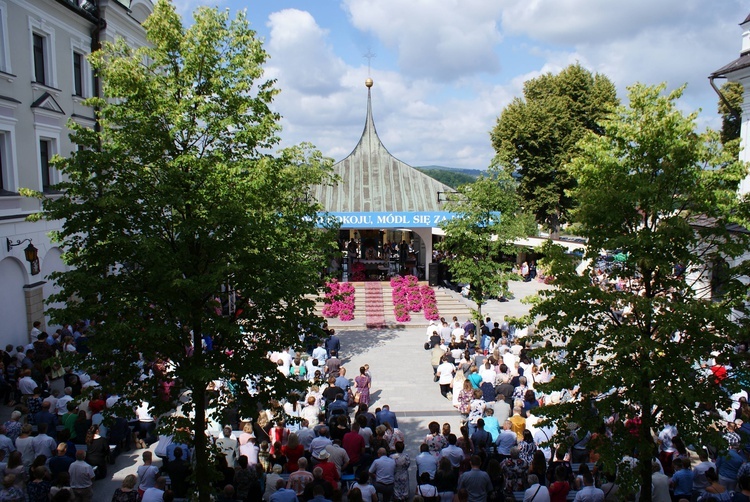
left=318, top=211, right=456, bottom=228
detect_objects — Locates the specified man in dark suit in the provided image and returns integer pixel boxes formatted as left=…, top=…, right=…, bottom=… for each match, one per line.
left=376, top=405, right=398, bottom=429
left=325, top=331, right=341, bottom=358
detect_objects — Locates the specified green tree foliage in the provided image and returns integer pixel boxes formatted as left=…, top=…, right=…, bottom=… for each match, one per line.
left=718, top=81, right=743, bottom=146
left=27, top=2, right=336, bottom=499
left=491, top=63, right=618, bottom=235
left=438, top=168, right=524, bottom=318
left=417, top=167, right=477, bottom=188
left=529, top=83, right=750, bottom=500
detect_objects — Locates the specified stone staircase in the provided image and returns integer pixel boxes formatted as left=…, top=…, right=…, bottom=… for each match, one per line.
left=313, top=281, right=473, bottom=329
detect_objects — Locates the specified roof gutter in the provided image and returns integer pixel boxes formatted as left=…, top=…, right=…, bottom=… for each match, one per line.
left=709, top=75, right=741, bottom=121
left=54, top=0, right=99, bottom=24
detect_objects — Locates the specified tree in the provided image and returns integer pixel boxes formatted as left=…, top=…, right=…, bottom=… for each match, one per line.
left=26, top=2, right=336, bottom=499
left=529, top=83, right=750, bottom=500
left=718, top=80, right=743, bottom=146
left=438, top=168, right=524, bottom=319
left=417, top=167, right=477, bottom=188
left=491, top=63, right=618, bottom=235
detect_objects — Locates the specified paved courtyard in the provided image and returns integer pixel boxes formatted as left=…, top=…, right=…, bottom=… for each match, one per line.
left=87, top=278, right=549, bottom=498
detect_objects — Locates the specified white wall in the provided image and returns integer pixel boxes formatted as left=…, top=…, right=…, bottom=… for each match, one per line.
left=0, top=257, right=29, bottom=347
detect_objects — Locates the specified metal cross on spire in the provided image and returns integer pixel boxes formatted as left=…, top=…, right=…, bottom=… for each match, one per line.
left=363, top=48, right=376, bottom=75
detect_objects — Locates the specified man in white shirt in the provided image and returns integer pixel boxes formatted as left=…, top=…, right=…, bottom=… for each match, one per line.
left=32, top=423, right=57, bottom=458
left=69, top=450, right=95, bottom=501
left=439, top=434, right=465, bottom=469
left=574, top=472, right=605, bottom=502
left=18, top=370, right=37, bottom=397
left=141, top=476, right=167, bottom=502
left=524, top=474, right=550, bottom=502
left=216, top=425, right=238, bottom=468
left=56, top=388, right=74, bottom=416
left=451, top=322, right=465, bottom=341
left=435, top=356, right=455, bottom=399
left=479, top=362, right=496, bottom=385
left=312, top=342, right=327, bottom=364
left=369, top=448, right=396, bottom=501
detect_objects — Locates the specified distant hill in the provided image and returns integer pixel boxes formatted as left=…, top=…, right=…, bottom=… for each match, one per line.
left=416, top=165, right=482, bottom=189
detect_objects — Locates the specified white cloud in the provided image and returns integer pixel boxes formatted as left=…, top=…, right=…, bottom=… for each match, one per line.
left=342, top=0, right=503, bottom=81
left=266, top=9, right=348, bottom=96
left=498, top=0, right=746, bottom=116
left=262, top=1, right=748, bottom=171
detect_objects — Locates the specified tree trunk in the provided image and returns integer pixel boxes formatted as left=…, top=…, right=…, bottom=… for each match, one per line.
left=192, top=316, right=211, bottom=502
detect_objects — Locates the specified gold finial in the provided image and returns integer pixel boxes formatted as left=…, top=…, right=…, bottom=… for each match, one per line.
left=365, top=78, right=373, bottom=88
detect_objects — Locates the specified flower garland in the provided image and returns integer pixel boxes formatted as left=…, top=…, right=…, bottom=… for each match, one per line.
left=390, top=275, right=440, bottom=322
left=321, top=279, right=355, bottom=321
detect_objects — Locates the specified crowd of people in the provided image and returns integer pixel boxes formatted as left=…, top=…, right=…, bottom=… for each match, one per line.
left=0, top=320, right=415, bottom=501
left=419, top=313, right=750, bottom=502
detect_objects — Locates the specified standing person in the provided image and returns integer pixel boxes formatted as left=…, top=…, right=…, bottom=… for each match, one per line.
left=436, top=356, right=455, bottom=399
left=26, top=468, right=51, bottom=502
left=287, top=457, right=314, bottom=497
left=84, top=424, right=109, bottom=480
left=573, top=472, right=604, bottom=502
left=68, top=450, right=95, bottom=502
left=435, top=457, right=458, bottom=502
left=549, top=465, right=571, bottom=502
left=141, top=476, right=167, bottom=502
left=353, top=366, right=371, bottom=406
left=524, top=474, right=550, bottom=502
left=137, top=451, right=160, bottom=498
left=369, top=448, right=396, bottom=502
left=376, top=406, right=399, bottom=429
left=325, top=330, right=341, bottom=359
left=390, top=441, right=410, bottom=502
left=717, top=436, right=744, bottom=491
left=416, top=443, right=438, bottom=481
left=162, top=446, right=191, bottom=499
left=111, top=474, right=139, bottom=502
left=456, top=455, right=493, bottom=502
left=425, top=422, right=448, bottom=458
left=216, top=425, right=239, bottom=468
left=518, top=430, right=538, bottom=465
left=467, top=389, right=486, bottom=437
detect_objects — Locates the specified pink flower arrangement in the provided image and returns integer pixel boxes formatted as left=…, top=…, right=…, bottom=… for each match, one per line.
left=350, top=261, right=366, bottom=281
left=421, top=285, right=440, bottom=320
left=322, top=279, right=355, bottom=321
left=390, top=275, right=439, bottom=322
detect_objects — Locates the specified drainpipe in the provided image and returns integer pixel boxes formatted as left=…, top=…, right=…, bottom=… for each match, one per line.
left=90, top=1, right=106, bottom=134
left=709, top=75, right=741, bottom=121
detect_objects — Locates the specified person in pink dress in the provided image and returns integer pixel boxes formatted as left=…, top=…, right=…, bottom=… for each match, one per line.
left=353, top=366, right=371, bottom=406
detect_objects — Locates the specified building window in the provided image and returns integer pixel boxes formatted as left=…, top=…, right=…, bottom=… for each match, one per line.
left=73, top=52, right=83, bottom=96
left=29, top=18, right=57, bottom=88
left=33, top=33, right=45, bottom=85
left=40, top=139, right=52, bottom=191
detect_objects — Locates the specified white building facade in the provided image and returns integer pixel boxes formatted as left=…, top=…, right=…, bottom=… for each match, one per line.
left=0, top=0, right=151, bottom=347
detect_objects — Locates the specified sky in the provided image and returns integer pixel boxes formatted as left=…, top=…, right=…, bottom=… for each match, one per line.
left=173, top=0, right=749, bottom=171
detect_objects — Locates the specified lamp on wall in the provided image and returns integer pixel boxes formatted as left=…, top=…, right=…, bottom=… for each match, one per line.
left=6, top=238, right=40, bottom=275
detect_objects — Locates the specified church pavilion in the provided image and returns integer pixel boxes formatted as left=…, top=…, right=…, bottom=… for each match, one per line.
left=310, top=78, right=454, bottom=282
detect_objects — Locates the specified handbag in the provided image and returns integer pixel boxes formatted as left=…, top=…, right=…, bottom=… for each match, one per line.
left=354, top=391, right=361, bottom=404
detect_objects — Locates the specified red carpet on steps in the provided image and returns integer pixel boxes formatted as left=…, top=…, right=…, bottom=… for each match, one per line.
left=364, top=282, right=386, bottom=328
